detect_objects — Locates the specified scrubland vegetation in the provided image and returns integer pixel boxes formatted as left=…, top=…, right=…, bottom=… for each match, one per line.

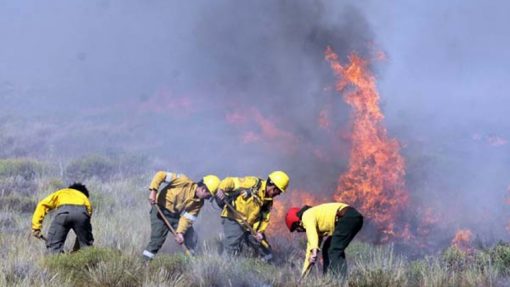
left=1, top=156, right=509, bottom=286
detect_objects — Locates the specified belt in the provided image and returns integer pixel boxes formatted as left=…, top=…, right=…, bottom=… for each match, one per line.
left=335, top=206, right=351, bottom=223
left=58, top=204, right=86, bottom=209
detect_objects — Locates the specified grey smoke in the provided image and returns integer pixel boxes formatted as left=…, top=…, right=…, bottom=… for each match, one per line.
left=1, top=0, right=509, bottom=243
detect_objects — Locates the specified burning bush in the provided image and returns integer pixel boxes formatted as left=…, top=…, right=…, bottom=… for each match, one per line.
left=451, top=229, right=474, bottom=253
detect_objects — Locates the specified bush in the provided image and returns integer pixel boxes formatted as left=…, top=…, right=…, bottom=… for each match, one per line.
left=0, top=158, right=43, bottom=180
left=65, top=155, right=116, bottom=182
left=0, top=159, right=42, bottom=196
left=43, top=248, right=193, bottom=287
left=44, top=247, right=123, bottom=284
left=85, top=255, right=143, bottom=287
left=441, top=246, right=470, bottom=271
left=488, top=242, right=510, bottom=275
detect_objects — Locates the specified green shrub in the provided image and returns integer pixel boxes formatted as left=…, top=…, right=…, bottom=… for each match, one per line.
left=0, top=158, right=43, bottom=180
left=65, top=155, right=116, bottom=182
left=0, top=159, right=42, bottom=196
left=441, top=246, right=470, bottom=271
left=488, top=242, right=510, bottom=275
left=86, top=255, right=143, bottom=287
left=44, top=247, right=122, bottom=284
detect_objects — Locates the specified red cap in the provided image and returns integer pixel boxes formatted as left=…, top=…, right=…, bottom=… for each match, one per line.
left=285, top=207, right=301, bottom=232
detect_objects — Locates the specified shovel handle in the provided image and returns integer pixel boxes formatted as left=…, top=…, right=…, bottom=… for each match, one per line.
left=154, top=204, right=193, bottom=257
left=222, top=200, right=270, bottom=249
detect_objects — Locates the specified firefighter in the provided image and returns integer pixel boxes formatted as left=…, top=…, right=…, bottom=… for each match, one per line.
left=142, top=171, right=220, bottom=260
left=215, top=170, right=290, bottom=261
left=285, top=202, right=363, bottom=278
left=31, top=183, right=94, bottom=253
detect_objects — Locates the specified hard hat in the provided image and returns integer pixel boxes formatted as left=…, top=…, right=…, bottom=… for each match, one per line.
left=202, top=175, right=220, bottom=196
left=285, top=207, right=301, bottom=232
left=268, top=170, right=290, bottom=192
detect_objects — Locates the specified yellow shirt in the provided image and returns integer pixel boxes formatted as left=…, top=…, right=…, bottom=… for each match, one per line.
left=149, top=171, right=204, bottom=234
left=32, top=188, right=92, bottom=230
left=301, top=202, right=349, bottom=275
left=219, top=176, right=272, bottom=233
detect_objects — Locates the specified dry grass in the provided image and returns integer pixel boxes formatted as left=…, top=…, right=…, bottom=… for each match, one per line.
left=1, top=157, right=510, bottom=286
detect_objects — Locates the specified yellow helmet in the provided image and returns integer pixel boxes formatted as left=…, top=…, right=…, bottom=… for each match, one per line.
left=202, top=175, right=221, bottom=196
left=268, top=170, right=290, bottom=193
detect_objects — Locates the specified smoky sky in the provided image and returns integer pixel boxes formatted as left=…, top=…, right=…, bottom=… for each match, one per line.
left=1, top=1, right=509, bottom=240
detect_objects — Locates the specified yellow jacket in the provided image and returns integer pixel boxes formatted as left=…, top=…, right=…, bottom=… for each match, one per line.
left=301, top=202, right=349, bottom=275
left=32, top=188, right=92, bottom=230
left=219, top=176, right=272, bottom=233
left=150, top=171, right=204, bottom=234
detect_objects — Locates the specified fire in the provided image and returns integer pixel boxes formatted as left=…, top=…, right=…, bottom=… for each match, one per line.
left=225, top=108, right=298, bottom=153
left=451, top=229, right=474, bottom=252
left=325, top=47, right=409, bottom=241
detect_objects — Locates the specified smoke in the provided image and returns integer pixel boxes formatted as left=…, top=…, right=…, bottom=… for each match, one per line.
left=0, top=0, right=373, bottom=186
left=369, top=0, right=510, bottom=242
left=1, top=0, right=509, bottom=245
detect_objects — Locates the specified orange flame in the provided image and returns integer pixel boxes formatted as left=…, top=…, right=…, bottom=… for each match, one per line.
left=226, top=108, right=298, bottom=153
left=451, top=229, right=474, bottom=252
left=325, top=47, right=409, bottom=241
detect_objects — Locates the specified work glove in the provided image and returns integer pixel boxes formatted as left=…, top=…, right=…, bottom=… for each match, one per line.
left=32, top=229, right=43, bottom=239
left=254, top=232, right=264, bottom=242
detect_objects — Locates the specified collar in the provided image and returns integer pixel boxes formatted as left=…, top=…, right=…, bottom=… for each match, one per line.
left=258, top=180, right=273, bottom=202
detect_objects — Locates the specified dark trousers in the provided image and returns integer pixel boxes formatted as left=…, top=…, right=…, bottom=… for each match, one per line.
left=222, top=217, right=272, bottom=261
left=143, top=205, right=197, bottom=259
left=46, top=205, right=94, bottom=253
left=322, top=207, right=363, bottom=277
